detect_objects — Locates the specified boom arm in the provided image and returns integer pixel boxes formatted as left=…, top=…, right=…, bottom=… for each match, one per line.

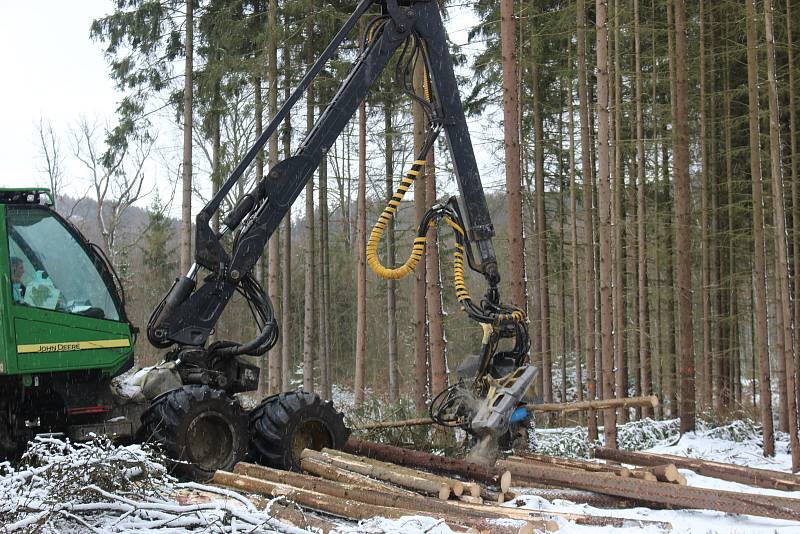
left=148, top=0, right=499, bottom=349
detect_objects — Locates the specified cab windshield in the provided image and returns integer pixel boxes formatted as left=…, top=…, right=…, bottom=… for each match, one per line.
left=7, top=207, right=120, bottom=321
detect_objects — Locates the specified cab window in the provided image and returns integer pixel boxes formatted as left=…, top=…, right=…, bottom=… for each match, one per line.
left=7, top=207, right=120, bottom=321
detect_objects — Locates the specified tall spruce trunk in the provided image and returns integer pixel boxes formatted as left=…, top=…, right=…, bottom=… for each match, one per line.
left=789, top=0, right=800, bottom=359
left=568, top=71, right=584, bottom=405
left=255, top=77, right=264, bottom=291
left=634, top=0, right=652, bottom=419
left=532, top=34, right=552, bottom=405
left=764, top=0, right=800, bottom=471
left=558, top=84, right=568, bottom=404
left=180, top=0, right=193, bottom=274
left=596, top=0, right=617, bottom=447
left=303, top=83, right=316, bottom=394
left=577, top=0, right=598, bottom=441
left=610, top=0, right=626, bottom=423
left=280, top=48, right=293, bottom=392
left=672, top=0, right=695, bottom=433
left=413, top=63, right=428, bottom=412
left=425, top=149, right=447, bottom=397
left=318, top=135, right=331, bottom=400
left=254, top=77, right=267, bottom=396
left=354, top=101, right=367, bottom=405
left=500, top=0, right=526, bottom=313
left=267, top=0, right=282, bottom=394
left=745, top=0, right=775, bottom=457
left=721, top=49, right=734, bottom=409
left=385, top=101, right=399, bottom=404
left=699, top=0, right=712, bottom=410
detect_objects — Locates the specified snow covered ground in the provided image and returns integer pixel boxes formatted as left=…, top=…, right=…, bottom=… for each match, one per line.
left=2, top=419, right=799, bottom=533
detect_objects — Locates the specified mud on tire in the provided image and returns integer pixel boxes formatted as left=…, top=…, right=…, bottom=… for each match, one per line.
left=141, top=385, right=248, bottom=480
left=249, top=390, right=349, bottom=471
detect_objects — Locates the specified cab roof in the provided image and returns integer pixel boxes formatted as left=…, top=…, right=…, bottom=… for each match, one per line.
left=0, top=188, right=54, bottom=206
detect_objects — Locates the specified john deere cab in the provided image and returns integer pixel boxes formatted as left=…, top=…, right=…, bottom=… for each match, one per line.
left=0, top=188, right=136, bottom=456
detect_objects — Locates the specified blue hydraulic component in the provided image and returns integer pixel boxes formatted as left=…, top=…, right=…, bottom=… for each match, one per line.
left=509, top=406, right=529, bottom=424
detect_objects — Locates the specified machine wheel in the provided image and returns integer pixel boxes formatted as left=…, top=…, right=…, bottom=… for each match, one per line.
left=141, top=385, right=248, bottom=480
left=249, top=390, right=349, bottom=471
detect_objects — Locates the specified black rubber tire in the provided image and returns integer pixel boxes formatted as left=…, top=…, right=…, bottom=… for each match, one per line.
left=141, top=385, right=248, bottom=481
left=249, top=390, right=349, bottom=471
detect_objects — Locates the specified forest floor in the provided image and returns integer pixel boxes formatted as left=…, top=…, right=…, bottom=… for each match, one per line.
left=1, top=417, right=797, bottom=533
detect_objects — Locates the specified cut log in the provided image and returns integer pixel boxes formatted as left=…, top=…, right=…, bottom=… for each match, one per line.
left=649, top=464, right=681, bottom=484
left=355, top=417, right=434, bottom=430
left=345, top=437, right=511, bottom=492
left=630, top=469, right=658, bottom=482
left=498, top=459, right=800, bottom=521
left=300, top=456, right=417, bottom=497
left=216, top=469, right=556, bottom=533
left=527, top=395, right=659, bottom=414
left=509, top=451, right=630, bottom=477
left=510, top=488, right=639, bottom=509
left=354, top=397, right=659, bottom=429
left=320, top=447, right=466, bottom=497
left=301, top=449, right=450, bottom=499
left=452, top=500, right=670, bottom=529
left=247, top=494, right=341, bottom=533
left=595, top=447, right=800, bottom=491
left=527, top=510, right=672, bottom=529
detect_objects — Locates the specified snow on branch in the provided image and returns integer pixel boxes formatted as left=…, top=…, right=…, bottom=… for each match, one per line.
left=0, top=436, right=310, bottom=533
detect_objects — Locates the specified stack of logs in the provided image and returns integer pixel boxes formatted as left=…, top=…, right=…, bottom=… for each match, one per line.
left=211, top=437, right=800, bottom=532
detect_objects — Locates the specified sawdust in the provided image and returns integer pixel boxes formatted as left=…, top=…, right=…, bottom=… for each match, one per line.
left=466, top=434, right=499, bottom=466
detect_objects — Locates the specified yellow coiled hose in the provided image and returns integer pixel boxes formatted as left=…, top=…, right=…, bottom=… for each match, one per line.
left=366, top=159, right=428, bottom=280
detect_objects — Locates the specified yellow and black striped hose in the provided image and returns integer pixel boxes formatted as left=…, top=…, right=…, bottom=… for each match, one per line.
left=366, top=158, right=428, bottom=280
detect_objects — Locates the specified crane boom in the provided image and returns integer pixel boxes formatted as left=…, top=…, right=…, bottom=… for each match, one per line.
left=147, top=0, right=533, bottom=444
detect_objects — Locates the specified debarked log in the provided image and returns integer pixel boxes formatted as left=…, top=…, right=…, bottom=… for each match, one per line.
left=498, top=459, right=800, bottom=521
left=595, top=447, right=800, bottom=492
left=214, top=469, right=557, bottom=533
left=344, top=437, right=512, bottom=492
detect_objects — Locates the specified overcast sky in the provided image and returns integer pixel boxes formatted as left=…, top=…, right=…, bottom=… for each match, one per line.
left=0, top=1, right=120, bottom=189
left=0, top=2, right=500, bottom=213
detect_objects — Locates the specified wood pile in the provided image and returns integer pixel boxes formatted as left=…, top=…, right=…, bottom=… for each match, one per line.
left=210, top=437, right=800, bottom=532
left=595, top=447, right=800, bottom=491
left=211, top=440, right=672, bottom=532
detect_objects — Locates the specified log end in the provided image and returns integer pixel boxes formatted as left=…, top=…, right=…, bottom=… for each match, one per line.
left=452, top=480, right=465, bottom=497
left=439, top=483, right=452, bottom=501
left=500, top=470, right=512, bottom=494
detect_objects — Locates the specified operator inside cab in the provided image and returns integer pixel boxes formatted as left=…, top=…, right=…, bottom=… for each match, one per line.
left=10, top=256, right=26, bottom=303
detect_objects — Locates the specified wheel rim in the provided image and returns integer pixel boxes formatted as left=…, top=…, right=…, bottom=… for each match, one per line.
left=186, top=413, right=235, bottom=471
left=291, top=419, right=333, bottom=462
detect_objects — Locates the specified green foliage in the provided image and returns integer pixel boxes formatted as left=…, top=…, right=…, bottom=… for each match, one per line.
left=617, top=418, right=681, bottom=451
left=339, top=390, right=462, bottom=454
left=534, top=426, right=598, bottom=459
left=141, top=194, right=176, bottom=301
left=91, top=0, right=185, bottom=157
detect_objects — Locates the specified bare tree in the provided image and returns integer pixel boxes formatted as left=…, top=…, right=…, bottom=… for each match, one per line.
left=72, top=117, right=152, bottom=265
left=37, top=119, right=65, bottom=199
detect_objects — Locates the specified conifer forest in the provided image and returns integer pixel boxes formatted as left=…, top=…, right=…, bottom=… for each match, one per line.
left=31, top=0, right=800, bottom=464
